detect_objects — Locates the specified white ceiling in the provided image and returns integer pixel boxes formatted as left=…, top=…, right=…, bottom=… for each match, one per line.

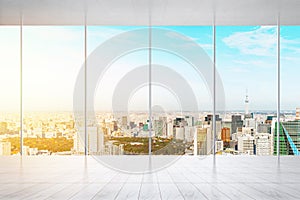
left=0, top=0, right=300, bottom=26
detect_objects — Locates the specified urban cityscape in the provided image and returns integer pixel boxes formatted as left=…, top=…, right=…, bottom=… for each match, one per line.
left=1, top=26, right=299, bottom=158
left=1, top=94, right=299, bottom=156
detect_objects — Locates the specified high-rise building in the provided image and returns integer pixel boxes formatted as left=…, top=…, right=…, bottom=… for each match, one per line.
left=255, top=133, right=272, bottom=156
left=184, top=126, right=196, bottom=143
left=231, top=115, right=243, bottom=135
left=196, top=127, right=207, bottom=155
left=204, top=114, right=222, bottom=140
left=167, top=120, right=174, bottom=138
left=0, top=141, right=11, bottom=155
left=160, top=117, right=167, bottom=137
left=296, top=108, right=300, bottom=121
left=88, top=126, right=104, bottom=154
left=196, top=127, right=212, bottom=155
left=185, top=116, right=194, bottom=127
left=257, top=124, right=271, bottom=134
left=238, top=135, right=254, bottom=155
left=221, top=127, right=230, bottom=142
left=153, top=119, right=167, bottom=137
left=273, top=121, right=300, bottom=155
left=73, top=129, right=85, bottom=154
left=73, top=126, right=104, bottom=155
left=175, top=127, right=184, bottom=140
left=121, top=116, right=128, bottom=129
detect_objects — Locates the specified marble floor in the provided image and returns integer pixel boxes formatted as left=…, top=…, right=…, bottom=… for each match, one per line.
left=0, top=155, right=300, bottom=199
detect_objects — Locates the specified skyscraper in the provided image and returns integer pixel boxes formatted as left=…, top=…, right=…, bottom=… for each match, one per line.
left=88, top=126, right=104, bottom=155
left=238, top=135, right=254, bottom=155
left=255, top=133, right=272, bottom=156
left=196, top=126, right=214, bottom=155
left=73, top=126, right=104, bottom=155
left=274, top=121, right=300, bottom=155
left=167, top=120, right=174, bottom=138
left=175, top=127, right=184, bottom=140
left=204, top=114, right=222, bottom=140
left=221, top=127, right=230, bottom=143
left=231, top=115, right=243, bottom=135
left=185, top=126, right=196, bottom=143
left=121, top=116, right=128, bottom=129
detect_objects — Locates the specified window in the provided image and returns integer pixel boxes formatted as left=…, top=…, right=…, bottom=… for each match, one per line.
left=0, top=26, right=20, bottom=155
left=22, top=26, right=84, bottom=155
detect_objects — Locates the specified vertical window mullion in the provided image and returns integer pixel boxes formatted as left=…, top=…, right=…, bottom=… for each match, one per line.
left=148, top=1, right=152, bottom=156
left=277, top=14, right=281, bottom=161
left=84, top=12, right=88, bottom=156
left=20, top=13, right=23, bottom=156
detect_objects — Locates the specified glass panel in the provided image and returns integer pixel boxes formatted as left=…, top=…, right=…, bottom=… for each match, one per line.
left=87, top=26, right=151, bottom=172
left=0, top=26, right=20, bottom=155
left=23, top=26, right=84, bottom=155
left=280, top=26, right=300, bottom=156
left=152, top=26, right=213, bottom=157
left=216, top=26, right=277, bottom=156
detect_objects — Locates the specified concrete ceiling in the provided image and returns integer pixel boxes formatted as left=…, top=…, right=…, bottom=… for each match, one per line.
left=0, top=0, right=299, bottom=26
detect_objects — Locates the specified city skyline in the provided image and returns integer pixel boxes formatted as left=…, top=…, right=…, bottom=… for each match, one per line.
left=1, top=107, right=299, bottom=156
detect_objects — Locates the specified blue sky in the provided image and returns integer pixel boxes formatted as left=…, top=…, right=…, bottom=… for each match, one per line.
left=0, top=25, right=299, bottom=112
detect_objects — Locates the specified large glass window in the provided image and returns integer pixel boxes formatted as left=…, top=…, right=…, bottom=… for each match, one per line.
left=1, top=24, right=300, bottom=159
left=216, top=26, right=277, bottom=156
left=85, top=26, right=150, bottom=157
left=279, top=26, right=300, bottom=155
left=0, top=26, right=20, bottom=155
left=151, top=26, right=213, bottom=156
left=22, top=26, right=84, bottom=155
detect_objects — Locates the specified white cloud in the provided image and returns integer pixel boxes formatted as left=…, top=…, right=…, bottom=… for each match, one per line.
left=223, top=26, right=277, bottom=56
left=233, top=59, right=275, bottom=68
left=223, top=26, right=300, bottom=57
left=281, top=41, right=300, bottom=54
left=281, top=56, right=300, bottom=62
